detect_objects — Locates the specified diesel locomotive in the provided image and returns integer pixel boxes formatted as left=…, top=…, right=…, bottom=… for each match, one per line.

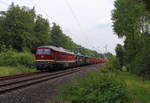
left=35, top=45, right=106, bottom=71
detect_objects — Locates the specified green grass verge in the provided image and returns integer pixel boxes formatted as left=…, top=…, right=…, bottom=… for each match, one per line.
left=57, top=70, right=150, bottom=103
left=58, top=71, right=130, bottom=103
left=0, top=66, right=38, bottom=77
left=116, top=72, right=150, bottom=103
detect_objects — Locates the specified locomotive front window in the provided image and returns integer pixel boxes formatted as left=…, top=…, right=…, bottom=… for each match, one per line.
left=43, top=49, right=51, bottom=54
left=37, top=49, right=43, bottom=55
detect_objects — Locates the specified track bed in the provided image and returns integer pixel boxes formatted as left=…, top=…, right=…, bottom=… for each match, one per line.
left=0, top=64, right=105, bottom=103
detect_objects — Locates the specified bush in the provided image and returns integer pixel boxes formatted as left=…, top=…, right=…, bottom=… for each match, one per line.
left=121, top=66, right=127, bottom=72
left=59, top=72, right=130, bottom=103
left=0, top=65, right=38, bottom=76
left=129, top=47, right=150, bottom=79
left=106, top=56, right=121, bottom=71
left=0, top=49, right=35, bottom=68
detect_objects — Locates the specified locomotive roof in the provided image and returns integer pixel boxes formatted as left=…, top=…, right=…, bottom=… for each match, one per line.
left=76, top=53, right=91, bottom=58
left=38, top=45, right=75, bottom=55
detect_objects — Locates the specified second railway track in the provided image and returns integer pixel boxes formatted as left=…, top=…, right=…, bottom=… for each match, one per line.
left=0, top=68, right=81, bottom=95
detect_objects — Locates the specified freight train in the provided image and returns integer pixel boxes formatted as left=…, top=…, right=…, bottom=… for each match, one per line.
left=35, top=45, right=106, bottom=71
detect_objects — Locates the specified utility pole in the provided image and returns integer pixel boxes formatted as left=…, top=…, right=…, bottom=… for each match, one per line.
left=104, top=44, right=108, bottom=59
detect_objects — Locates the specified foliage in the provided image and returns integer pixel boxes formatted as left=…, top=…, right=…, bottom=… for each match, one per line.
left=112, top=0, right=150, bottom=79
left=103, top=52, right=113, bottom=59
left=115, top=44, right=124, bottom=67
left=0, top=3, right=50, bottom=51
left=130, top=46, right=150, bottom=79
left=59, top=72, right=130, bottom=103
left=142, top=0, right=150, bottom=11
left=116, top=72, right=150, bottom=103
left=112, top=0, right=148, bottom=63
left=34, top=15, right=51, bottom=47
left=0, top=66, right=37, bottom=77
left=0, top=3, right=103, bottom=58
left=99, top=65, right=150, bottom=103
left=50, top=23, right=103, bottom=58
left=0, top=49, right=35, bottom=68
left=105, top=56, right=121, bottom=71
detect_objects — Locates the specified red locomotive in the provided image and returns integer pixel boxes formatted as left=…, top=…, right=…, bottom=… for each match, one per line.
left=35, top=45, right=106, bottom=71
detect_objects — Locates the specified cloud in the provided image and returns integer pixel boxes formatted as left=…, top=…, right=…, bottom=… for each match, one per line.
left=97, top=17, right=112, bottom=25
left=1, top=0, right=124, bottom=54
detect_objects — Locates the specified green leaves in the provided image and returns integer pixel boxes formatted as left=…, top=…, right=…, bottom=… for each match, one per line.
left=59, top=72, right=130, bottom=103
left=0, top=49, right=35, bottom=68
left=50, top=23, right=103, bottom=58
left=112, top=0, right=150, bottom=79
left=115, top=44, right=124, bottom=67
left=0, top=3, right=50, bottom=52
left=0, top=3, right=103, bottom=57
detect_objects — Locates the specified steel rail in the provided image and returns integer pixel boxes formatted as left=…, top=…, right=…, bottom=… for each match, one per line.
left=0, top=68, right=81, bottom=94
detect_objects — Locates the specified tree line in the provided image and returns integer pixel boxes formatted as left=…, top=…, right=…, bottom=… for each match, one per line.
left=112, top=0, right=150, bottom=79
left=0, top=3, right=103, bottom=58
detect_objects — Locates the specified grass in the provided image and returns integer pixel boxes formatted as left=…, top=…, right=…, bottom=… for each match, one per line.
left=57, top=70, right=150, bottom=103
left=116, top=72, right=150, bottom=103
left=0, top=66, right=38, bottom=77
left=58, top=71, right=130, bottom=103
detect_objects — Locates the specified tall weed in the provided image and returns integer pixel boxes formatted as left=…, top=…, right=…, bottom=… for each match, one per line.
left=59, top=72, right=130, bottom=103
left=0, top=49, right=35, bottom=68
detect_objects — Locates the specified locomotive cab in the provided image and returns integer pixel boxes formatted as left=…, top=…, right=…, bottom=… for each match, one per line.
left=36, top=48, right=54, bottom=71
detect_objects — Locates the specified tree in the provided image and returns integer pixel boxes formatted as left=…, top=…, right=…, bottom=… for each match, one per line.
left=143, top=0, right=150, bottom=11
left=0, top=3, right=51, bottom=51
left=0, top=4, right=104, bottom=58
left=115, top=44, right=124, bottom=67
left=34, top=15, right=51, bottom=47
left=112, top=0, right=149, bottom=63
left=50, top=23, right=65, bottom=47
left=0, top=4, right=36, bottom=51
left=50, top=23, right=103, bottom=58
left=112, top=0, right=150, bottom=78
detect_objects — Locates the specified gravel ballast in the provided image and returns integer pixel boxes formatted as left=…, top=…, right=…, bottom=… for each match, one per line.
left=0, top=64, right=105, bottom=103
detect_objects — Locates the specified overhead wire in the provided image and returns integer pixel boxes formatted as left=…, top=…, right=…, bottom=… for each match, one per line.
left=64, top=0, right=99, bottom=52
left=27, top=0, right=93, bottom=50
left=23, top=0, right=85, bottom=49
left=26, top=0, right=55, bottom=23
left=2, top=0, right=102, bottom=54
left=64, top=0, right=82, bottom=29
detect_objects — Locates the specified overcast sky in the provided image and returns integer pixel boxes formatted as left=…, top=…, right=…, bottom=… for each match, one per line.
left=0, top=0, right=123, bottom=54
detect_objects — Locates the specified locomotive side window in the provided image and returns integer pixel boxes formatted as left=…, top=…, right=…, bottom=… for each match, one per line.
left=43, top=49, right=51, bottom=54
left=37, top=49, right=43, bottom=55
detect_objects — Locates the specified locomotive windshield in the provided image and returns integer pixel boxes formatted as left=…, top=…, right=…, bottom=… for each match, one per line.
left=43, top=49, right=51, bottom=54
left=36, top=49, right=51, bottom=55
left=37, top=49, right=43, bottom=55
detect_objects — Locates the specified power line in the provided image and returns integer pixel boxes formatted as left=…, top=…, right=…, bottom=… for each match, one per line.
left=26, top=0, right=55, bottom=23
left=25, top=0, right=100, bottom=53
left=64, top=0, right=95, bottom=49
left=28, top=0, right=94, bottom=51
left=64, top=0, right=82, bottom=28
left=26, top=0, right=86, bottom=49
left=63, top=0, right=88, bottom=48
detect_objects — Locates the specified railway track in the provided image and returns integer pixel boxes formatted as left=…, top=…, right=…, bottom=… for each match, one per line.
left=0, top=72, right=42, bottom=81
left=0, top=68, right=81, bottom=95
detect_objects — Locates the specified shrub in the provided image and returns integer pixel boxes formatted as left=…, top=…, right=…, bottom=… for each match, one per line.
left=0, top=65, right=38, bottom=76
left=121, top=66, right=127, bottom=72
left=106, top=56, right=121, bottom=71
left=59, top=72, right=130, bottom=103
left=129, top=47, right=150, bottom=79
left=0, top=49, right=35, bottom=68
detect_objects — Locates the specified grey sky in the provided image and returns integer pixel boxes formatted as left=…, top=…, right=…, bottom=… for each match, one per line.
left=0, top=0, right=123, bottom=54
